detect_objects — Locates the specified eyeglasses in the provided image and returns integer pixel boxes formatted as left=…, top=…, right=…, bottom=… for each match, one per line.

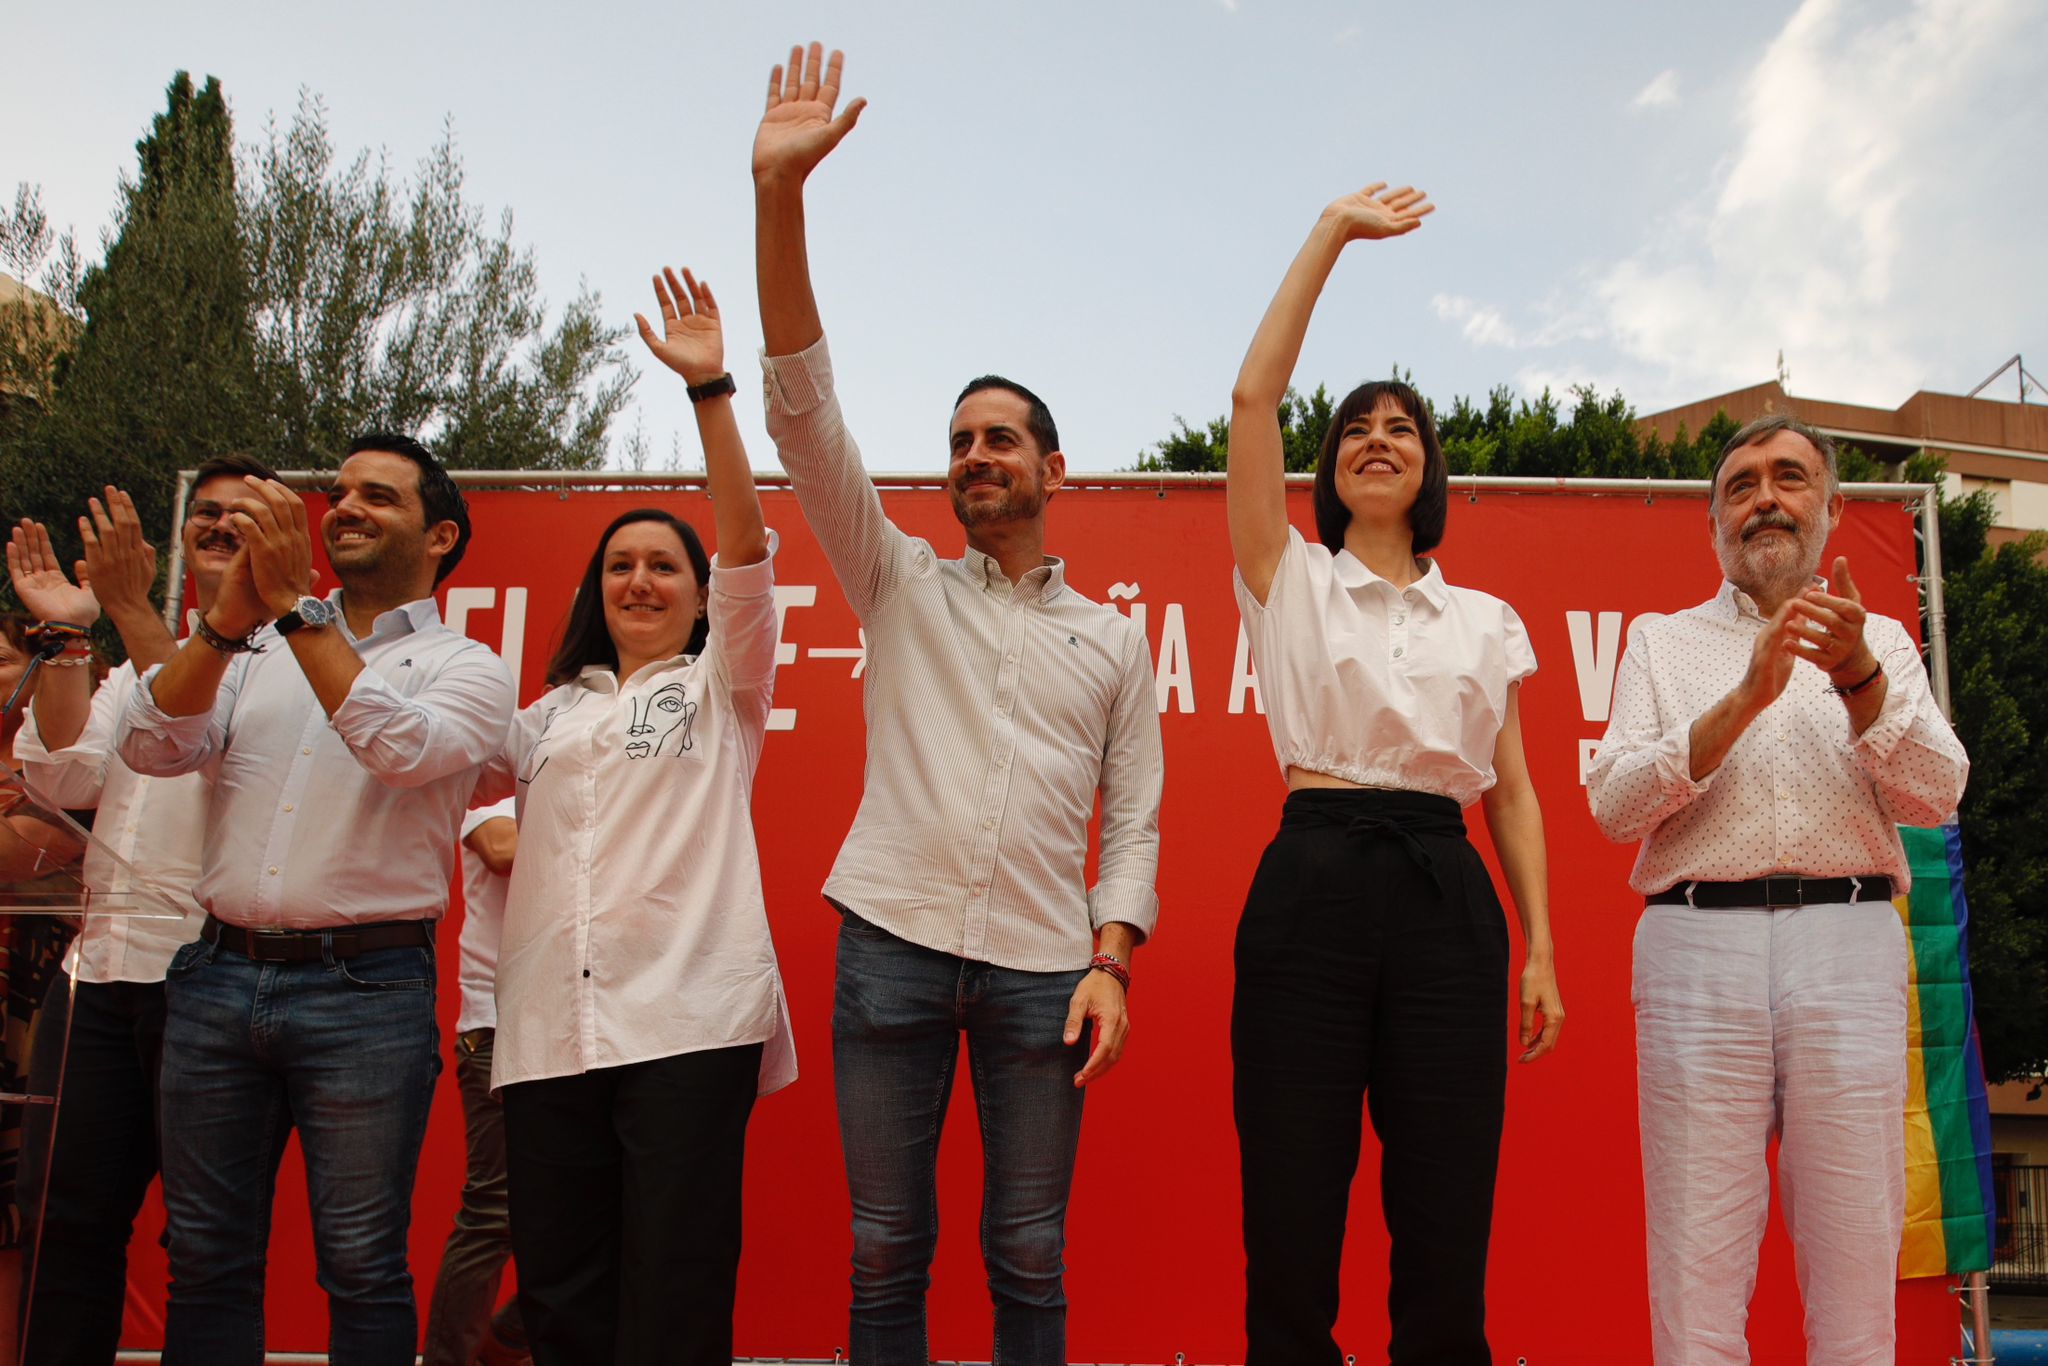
left=185, top=502, right=228, bottom=527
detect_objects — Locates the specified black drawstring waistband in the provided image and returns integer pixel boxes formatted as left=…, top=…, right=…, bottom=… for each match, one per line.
left=1279, top=788, right=1466, bottom=899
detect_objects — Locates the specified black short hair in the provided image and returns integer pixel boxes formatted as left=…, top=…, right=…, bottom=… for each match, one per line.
left=190, top=453, right=281, bottom=493
left=544, top=509, right=711, bottom=687
left=344, top=430, right=471, bottom=585
left=954, top=376, right=1060, bottom=457
left=1311, top=380, right=1449, bottom=556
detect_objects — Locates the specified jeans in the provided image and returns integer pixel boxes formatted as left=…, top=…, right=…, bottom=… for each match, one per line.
left=501, top=1044, right=763, bottom=1366
left=16, top=973, right=167, bottom=1366
left=157, top=933, right=440, bottom=1366
left=832, top=908, right=1088, bottom=1366
left=422, top=1030, right=524, bottom=1366
left=1232, top=789, right=1510, bottom=1366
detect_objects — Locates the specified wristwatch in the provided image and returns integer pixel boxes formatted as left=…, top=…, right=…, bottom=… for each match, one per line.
left=274, top=595, right=338, bottom=636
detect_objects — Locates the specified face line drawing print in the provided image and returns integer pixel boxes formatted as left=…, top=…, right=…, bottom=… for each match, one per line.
left=626, top=681, right=696, bottom=759
left=518, top=688, right=596, bottom=787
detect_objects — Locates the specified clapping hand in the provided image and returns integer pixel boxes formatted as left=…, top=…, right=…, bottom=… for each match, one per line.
left=78, top=488, right=158, bottom=621
left=634, top=268, right=725, bottom=387
left=7, top=519, right=99, bottom=627
left=753, top=42, right=866, bottom=186
left=1788, top=557, right=1876, bottom=683
left=227, top=478, right=315, bottom=622
left=1322, top=182, right=1434, bottom=242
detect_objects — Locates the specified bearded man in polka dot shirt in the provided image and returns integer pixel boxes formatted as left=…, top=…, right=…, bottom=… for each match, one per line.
left=1586, top=412, right=1968, bottom=1366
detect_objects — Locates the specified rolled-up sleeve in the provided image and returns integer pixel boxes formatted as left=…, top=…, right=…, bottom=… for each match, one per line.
left=330, top=645, right=514, bottom=790
left=1586, top=626, right=1714, bottom=843
left=117, top=662, right=235, bottom=778
left=761, top=338, right=916, bottom=621
left=15, top=672, right=125, bottom=809
left=1851, top=620, right=1969, bottom=827
left=1088, top=620, right=1164, bottom=940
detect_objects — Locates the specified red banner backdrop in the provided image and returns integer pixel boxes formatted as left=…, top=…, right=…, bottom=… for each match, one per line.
left=112, top=481, right=1955, bottom=1361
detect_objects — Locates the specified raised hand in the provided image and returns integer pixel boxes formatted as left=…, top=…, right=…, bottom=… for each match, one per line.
left=79, top=487, right=158, bottom=619
left=634, top=268, right=725, bottom=386
left=7, top=519, right=99, bottom=626
left=1321, top=182, right=1434, bottom=242
left=753, top=42, right=867, bottom=186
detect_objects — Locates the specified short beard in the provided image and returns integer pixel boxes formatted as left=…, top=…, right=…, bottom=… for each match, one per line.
left=949, top=474, right=1046, bottom=529
left=1716, top=509, right=1827, bottom=604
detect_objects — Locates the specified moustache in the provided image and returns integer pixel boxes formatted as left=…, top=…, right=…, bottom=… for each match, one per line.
left=1742, top=510, right=1799, bottom=540
left=194, top=531, right=240, bottom=553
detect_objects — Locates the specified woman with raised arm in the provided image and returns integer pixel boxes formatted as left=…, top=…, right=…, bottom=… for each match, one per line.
left=1226, top=186, right=1564, bottom=1365
left=487, top=267, right=794, bottom=1366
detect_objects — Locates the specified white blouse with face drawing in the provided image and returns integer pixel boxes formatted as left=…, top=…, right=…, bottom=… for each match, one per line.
left=487, top=532, right=794, bottom=1096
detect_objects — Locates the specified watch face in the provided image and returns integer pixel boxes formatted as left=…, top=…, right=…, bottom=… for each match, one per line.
left=297, top=596, right=337, bottom=627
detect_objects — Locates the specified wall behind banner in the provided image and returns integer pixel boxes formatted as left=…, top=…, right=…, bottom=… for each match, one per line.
left=116, top=482, right=1956, bottom=1361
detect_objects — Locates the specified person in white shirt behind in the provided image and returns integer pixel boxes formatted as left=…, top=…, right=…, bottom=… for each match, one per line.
left=420, top=795, right=526, bottom=1366
left=116, top=431, right=514, bottom=1365
left=477, top=265, right=790, bottom=1366
left=7, top=457, right=274, bottom=1365
left=752, top=45, right=1164, bottom=1366
left=1587, top=414, right=1968, bottom=1366
left=1226, top=186, right=1564, bottom=1366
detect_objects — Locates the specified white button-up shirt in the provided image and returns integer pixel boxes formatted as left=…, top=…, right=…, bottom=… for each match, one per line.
left=1234, top=526, right=1538, bottom=806
left=117, top=593, right=514, bottom=927
left=762, top=337, right=1164, bottom=973
left=485, top=543, right=795, bottom=1095
left=15, top=644, right=208, bottom=983
left=454, top=796, right=515, bottom=1035
left=1587, top=580, right=1968, bottom=894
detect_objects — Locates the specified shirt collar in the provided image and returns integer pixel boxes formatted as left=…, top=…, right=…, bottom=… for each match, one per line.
left=336, top=590, right=441, bottom=644
left=1330, top=550, right=1450, bottom=610
left=965, top=547, right=1067, bottom=603
left=1715, top=575, right=1828, bottom=623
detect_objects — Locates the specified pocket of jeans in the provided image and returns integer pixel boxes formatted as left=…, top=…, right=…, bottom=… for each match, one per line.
left=835, top=906, right=894, bottom=941
left=333, top=945, right=435, bottom=992
left=164, top=937, right=215, bottom=981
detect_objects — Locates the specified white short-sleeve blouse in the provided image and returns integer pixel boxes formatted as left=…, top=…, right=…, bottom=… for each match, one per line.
left=1233, top=526, right=1537, bottom=807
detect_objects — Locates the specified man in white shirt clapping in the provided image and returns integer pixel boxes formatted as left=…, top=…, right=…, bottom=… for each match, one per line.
left=117, top=433, right=514, bottom=1366
left=1587, top=414, right=1969, bottom=1366
left=7, top=456, right=273, bottom=1364
left=750, top=44, right=1165, bottom=1366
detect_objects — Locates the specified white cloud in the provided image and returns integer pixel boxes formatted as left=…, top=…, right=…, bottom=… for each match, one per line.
left=1437, top=0, right=2043, bottom=411
left=1632, top=69, right=1681, bottom=109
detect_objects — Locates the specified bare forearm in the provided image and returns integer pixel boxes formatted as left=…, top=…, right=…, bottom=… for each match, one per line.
left=1232, top=218, right=1346, bottom=410
left=1687, top=686, right=1766, bottom=781
left=1485, top=785, right=1553, bottom=961
left=697, top=395, right=768, bottom=566
left=29, top=665, right=93, bottom=751
left=149, top=634, right=234, bottom=717
left=1098, top=921, right=1140, bottom=965
left=105, top=602, right=178, bottom=673
left=755, top=178, right=823, bottom=356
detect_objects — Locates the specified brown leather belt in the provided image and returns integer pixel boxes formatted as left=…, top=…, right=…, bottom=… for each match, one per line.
left=1646, top=875, right=1893, bottom=909
left=202, top=913, right=434, bottom=963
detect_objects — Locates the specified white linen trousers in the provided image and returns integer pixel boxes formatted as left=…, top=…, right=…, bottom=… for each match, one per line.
left=1633, top=899, right=1907, bottom=1366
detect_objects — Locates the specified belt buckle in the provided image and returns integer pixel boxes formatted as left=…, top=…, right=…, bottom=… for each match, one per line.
left=246, top=931, right=295, bottom=963
left=1761, top=875, right=1803, bottom=909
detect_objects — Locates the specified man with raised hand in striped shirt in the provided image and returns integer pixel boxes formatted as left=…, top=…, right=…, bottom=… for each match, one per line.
left=750, top=41, right=1164, bottom=1366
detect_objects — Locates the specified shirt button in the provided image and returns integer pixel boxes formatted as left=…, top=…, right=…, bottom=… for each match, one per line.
left=302, top=747, right=313, bottom=755
left=996, top=757, right=1009, bottom=770
left=1005, top=652, right=1016, bottom=663
left=267, top=866, right=279, bottom=876
left=982, top=818, right=995, bottom=830
left=282, top=804, right=294, bottom=813
left=582, top=969, right=591, bottom=979
left=1393, top=647, right=1405, bottom=658
left=995, top=707, right=1008, bottom=719
left=1393, top=615, right=1405, bottom=625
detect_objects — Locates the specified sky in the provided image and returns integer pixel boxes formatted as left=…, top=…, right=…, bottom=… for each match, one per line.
left=6, top=0, right=2044, bottom=473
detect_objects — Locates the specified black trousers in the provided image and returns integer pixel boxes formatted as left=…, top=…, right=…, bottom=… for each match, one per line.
left=501, top=1043, right=762, bottom=1366
left=15, top=973, right=168, bottom=1366
left=1233, top=789, right=1509, bottom=1366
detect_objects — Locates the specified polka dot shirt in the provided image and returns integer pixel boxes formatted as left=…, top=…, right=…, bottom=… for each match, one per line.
left=1585, top=580, right=1968, bottom=895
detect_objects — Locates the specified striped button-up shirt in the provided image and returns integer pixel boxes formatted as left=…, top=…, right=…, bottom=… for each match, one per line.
left=762, top=337, right=1163, bottom=972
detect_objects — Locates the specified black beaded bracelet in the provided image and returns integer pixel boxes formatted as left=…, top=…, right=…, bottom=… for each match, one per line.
left=193, top=614, right=266, bottom=656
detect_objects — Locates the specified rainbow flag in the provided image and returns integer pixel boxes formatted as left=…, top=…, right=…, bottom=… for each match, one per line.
left=1896, top=822, right=1995, bottom=1278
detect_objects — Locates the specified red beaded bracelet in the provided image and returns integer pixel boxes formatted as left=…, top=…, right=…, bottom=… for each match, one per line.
left=1088, top=952, right=1131, bottom=991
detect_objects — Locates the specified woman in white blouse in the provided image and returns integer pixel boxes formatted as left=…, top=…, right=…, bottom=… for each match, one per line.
left=486, top=267, right=794, bottom=1366
left=1225, top=186, right=1564, bottom=1365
